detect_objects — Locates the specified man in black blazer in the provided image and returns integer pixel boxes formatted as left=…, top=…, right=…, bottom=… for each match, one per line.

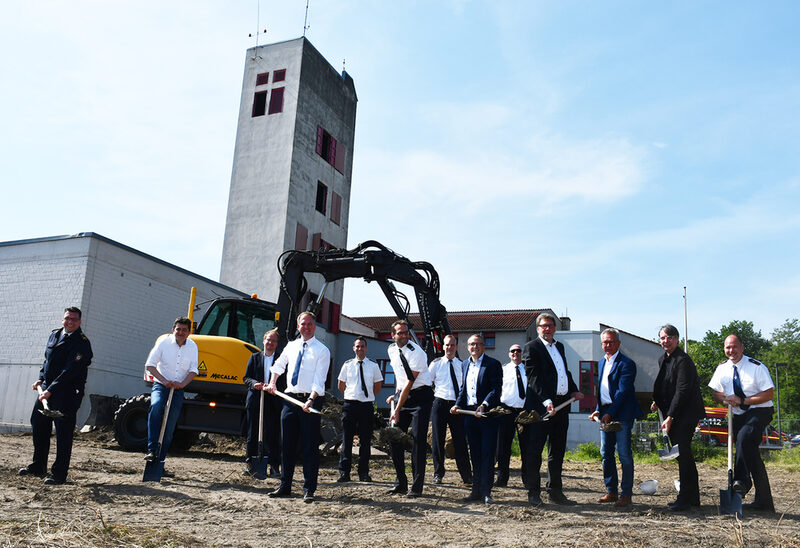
left=651, top=324, right=706, bottom=511
left=451, top=333, right=502, bottom=504
left=243, top=329, right=284, bottom=477
left=523, top=312, right=584, bottom=506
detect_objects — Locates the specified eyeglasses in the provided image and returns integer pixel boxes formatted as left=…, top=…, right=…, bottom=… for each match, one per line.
left=509, top=349, right=521, bottom=353
left=538, top=324, right=555, bottom=329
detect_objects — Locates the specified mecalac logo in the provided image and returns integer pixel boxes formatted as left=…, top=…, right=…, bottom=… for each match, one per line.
left=210, top=373, right=238, bottom=381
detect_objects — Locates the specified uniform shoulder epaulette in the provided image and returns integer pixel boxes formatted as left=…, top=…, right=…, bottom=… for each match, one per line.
left=406, top=343, right=415, bottom=351
left=748, top=358, right=762, bottom=365
left=389, top=342, right=397, bottom=349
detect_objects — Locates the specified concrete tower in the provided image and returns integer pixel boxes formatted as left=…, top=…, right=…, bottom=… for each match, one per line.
left=220, top=37, right=357, bottom=331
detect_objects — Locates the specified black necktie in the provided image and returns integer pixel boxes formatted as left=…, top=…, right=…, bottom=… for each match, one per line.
left=732, top=365, right=749, bottom=410
left=515, top=365, right=525, bottom=399
left=448, top=359, right=459, bottom=396
left=398, top=347, right=414, bottom=379
left=359, top=360, right=369, bottom=397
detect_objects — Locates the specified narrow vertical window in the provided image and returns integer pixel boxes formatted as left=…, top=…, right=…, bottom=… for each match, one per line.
left=252, top=91, right=267, bottom=117
left=268, top=87, right=284, bottom=114
left=295, top=223, right=308, bottom=250
left=330, top=192, right=342, bottom=225
left=315, top=182, right=327, bottom=214
left=273, top=69, right=286, bottom=82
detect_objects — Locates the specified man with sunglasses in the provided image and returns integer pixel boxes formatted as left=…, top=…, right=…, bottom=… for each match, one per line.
left=494, top=344, right=528, bottom=488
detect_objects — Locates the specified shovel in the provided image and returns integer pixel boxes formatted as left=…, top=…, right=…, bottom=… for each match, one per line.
left=36, top=385, right=64, bottom=419
left=249, top=389, right=269, bottom=480
left=719, top=405, right=743, bottom=517
left=592, top=414, right=623, bottom=433
left=541, top=397, right=577, bottom=421
left=143, top=387, right=174, bottom=482
left=273, top=389, right=322, bottom=414
left=657, top=409, right=680, bottom=461
left=378, top=399, right=413, bottom=448
left=456, top=406, right=512, bottom=418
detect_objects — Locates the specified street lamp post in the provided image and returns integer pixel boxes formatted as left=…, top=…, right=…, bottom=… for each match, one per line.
left=775, top=362, right=787, bottom=445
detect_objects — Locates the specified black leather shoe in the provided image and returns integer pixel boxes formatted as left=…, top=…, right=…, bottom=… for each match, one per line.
left=43, top=475, right=65, bottom=485
left=161, top=469, right=175, bottom=479
left=359, top=475, right=373, bottom=482
left=303, top=490, right=315, bottom=503
left=731, top=480, right=748, bottom=495
left=493, top=477, right=508, bottom=488
left=268, top=487, right=291, bottom=498
left=548, top=491, right=576, bottom=506
left=528, top=493, right=543, bottom=506
left=744, top=501, right=775, bottom=512
left=18, top=466, right=45, bottom=477
left=433, top=475, right=443, bottom=484
left=143, top=452, right=157, bottom=463
left=462, top=492, right=482, bottom=503
left=484, top=495, right=495, bottom=505
left=386, top=484, right=408, bottom=495
left=268, top=466, right=281, bottom=478
left=405, top=490, right=421, bottom=499
left=336, top=473, right=350, bottom=483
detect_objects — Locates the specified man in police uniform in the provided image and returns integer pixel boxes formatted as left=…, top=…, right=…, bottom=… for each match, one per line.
left=709, top=334, right=776, bottom=512
left=494, top=344, right=528, bottom=488
left=337, top=337, right=382, bottom=483
left=428, top=334, right=472, bottom=485
left=266, top=312, right=330, bottom=503
left=19, top=307, right=93, bottom=485
left=386, top=319, right=434, bottom=497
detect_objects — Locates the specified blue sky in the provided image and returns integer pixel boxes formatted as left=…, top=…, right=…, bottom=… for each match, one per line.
left=2, top=1, right=798, bottom=343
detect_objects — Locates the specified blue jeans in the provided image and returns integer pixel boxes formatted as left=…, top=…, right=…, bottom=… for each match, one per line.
left=600, top=419, right=634, bottom=497
left=147, top=383, right=184, bottom=461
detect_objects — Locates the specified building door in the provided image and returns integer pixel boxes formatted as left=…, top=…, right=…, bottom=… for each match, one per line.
left=579, top=361, right=598, bottom=412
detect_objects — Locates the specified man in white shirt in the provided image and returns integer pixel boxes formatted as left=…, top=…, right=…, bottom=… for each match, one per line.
left=709, top=334, right=776, bottom=512
left=337, top=337, right=382, bottom=483
left=494, top=344, right=528, bottom=488
left=385, top=320, right=434, bottom=497
left=266, top=312, right=331, bottom=503
left=143, top=317, right=199, bottom=467
left=428, top=334, right=472, bottom=485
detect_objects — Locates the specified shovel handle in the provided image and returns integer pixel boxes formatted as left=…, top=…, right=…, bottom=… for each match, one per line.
left=455, top=409, right=483, bottom=418
left=274, top=389, right=322, bottom=414
left=542, top=397, right=576, bottom=421
left=36, top=385, right=52, bottom=410
left=156, top=387, right=175, bottom=447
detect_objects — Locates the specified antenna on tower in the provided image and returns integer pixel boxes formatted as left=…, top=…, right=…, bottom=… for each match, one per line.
left=342, top=58, right=346, bottom=73
left=303, top=0, right=310, bottom=36
left=248, top=0, right=267, bottom=60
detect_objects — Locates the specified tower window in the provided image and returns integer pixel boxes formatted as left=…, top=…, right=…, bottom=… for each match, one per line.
left=316, top=125, right=345, bottom=174
left=256, top=72, right=269, bottom=86
left=252, top=91, right=267, bottom=117
left=268, top=87, right=284, bottom=114
left=273, top=69, right=286, bottom=82
left=330, top=192, right=342, bottom=225
left=315, top=181, right=328, bottom=214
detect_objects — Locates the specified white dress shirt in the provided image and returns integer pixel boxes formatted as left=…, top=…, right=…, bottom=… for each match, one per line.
left=338, top=357, right=383, bottom=402
left=388, top=341, right=432, bottom=390
left=145, top=334, right=199, bottom=384
left=465, top=354, right=484, bottom=406
left=709, top=355, right=774, bottom=415
left=272, top=336, right=330, bottom=396
left=599, top=351, right=619, bottom=406
left=429, top=356, right=464, bottom=400
left=541, top=337, right=569, bottom=395
left=500, top=361, right=527, bottom=408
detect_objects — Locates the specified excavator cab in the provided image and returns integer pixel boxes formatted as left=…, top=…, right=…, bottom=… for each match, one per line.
left=194, top=296, right=279, bottom=347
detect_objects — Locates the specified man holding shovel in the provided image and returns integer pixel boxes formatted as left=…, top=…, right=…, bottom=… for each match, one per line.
left=590, top=328, right=642, bottom=508
left=709, top=334, right=775, bottom=512
left=143, top=317, right=198, bottom=473
left=19, top=307, right=93, bottom=485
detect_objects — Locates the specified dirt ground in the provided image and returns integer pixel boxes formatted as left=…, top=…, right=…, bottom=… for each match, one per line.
left=1, top=430, right=798, bottom=548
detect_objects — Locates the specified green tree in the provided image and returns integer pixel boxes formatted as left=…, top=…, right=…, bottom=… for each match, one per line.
left=688, top=320, right=771, bottom=406
left=764, top=319, right=800, bottom=419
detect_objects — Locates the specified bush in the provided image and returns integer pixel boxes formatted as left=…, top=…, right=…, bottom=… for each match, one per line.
left=567, top=442, right=601, bottom=461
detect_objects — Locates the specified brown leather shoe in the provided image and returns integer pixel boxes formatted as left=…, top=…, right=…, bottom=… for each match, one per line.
left=614, top=496, right=632, bottom=508
left=598, top=493, right=618, bottom=503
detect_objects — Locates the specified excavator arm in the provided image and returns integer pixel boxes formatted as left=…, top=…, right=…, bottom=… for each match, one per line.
left=275, top=240, right=450, bottom=361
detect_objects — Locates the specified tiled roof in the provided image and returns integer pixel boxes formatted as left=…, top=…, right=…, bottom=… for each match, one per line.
left=351, top=309, right=553, bottom=333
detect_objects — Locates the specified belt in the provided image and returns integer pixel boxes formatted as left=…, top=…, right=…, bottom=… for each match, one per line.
left=288, top=392, right=311, bottom=400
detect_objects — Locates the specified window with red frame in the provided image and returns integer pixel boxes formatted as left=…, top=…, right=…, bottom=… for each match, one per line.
left=268, top=87, right=284, bottom=114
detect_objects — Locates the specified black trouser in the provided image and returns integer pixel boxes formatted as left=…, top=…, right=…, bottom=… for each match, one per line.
left=430, top=397, right=472, bottom=483
left=279, top=395, right=323, bottom=493
left=733, top=407, right=774, bottom=505
left=526, top=395, right=570, bottom=495
left=245, top=391, right=281, bottom=468
left=389, top=386, right=433, bottom=494
left=495, top=407, right=528, bottom=483
left=464, top=407, right=500, bottom=498
left=30, top=397, right=79, bottom=481
left=670, top=418, right=700, bottom=505
left=339, top=400, right=374, bottom=477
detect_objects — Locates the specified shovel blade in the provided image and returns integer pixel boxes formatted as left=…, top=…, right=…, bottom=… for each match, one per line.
left=658, top=444, right=680, bottom=461
left=720, top=488, right=743, bottom=517
left=142, top=460, right=164, bottom=482
left=249, top=457, right=268, bottom=481
left=39, top=408, right=65, bottom=419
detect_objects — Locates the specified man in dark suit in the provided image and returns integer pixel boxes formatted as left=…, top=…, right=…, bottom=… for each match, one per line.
left=243, top=329, right=284, bottom=477
left=19, top=307, right=93, bottom=485
left=590, top=328, right=643, bottom=508
left=452, top=333, right=502, bottom=504
left=523, top=312, right=584, bottom=506
left=651, top=323, right=706, bottom=512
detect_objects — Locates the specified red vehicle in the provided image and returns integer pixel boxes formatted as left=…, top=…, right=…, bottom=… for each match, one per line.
left=697, top=407, right=788, bottom=448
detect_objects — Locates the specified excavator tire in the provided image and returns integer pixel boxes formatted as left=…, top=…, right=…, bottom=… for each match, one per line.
left=169, top=429, right=200, bottom=451
left=113, top=394, right=150, bottom=452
